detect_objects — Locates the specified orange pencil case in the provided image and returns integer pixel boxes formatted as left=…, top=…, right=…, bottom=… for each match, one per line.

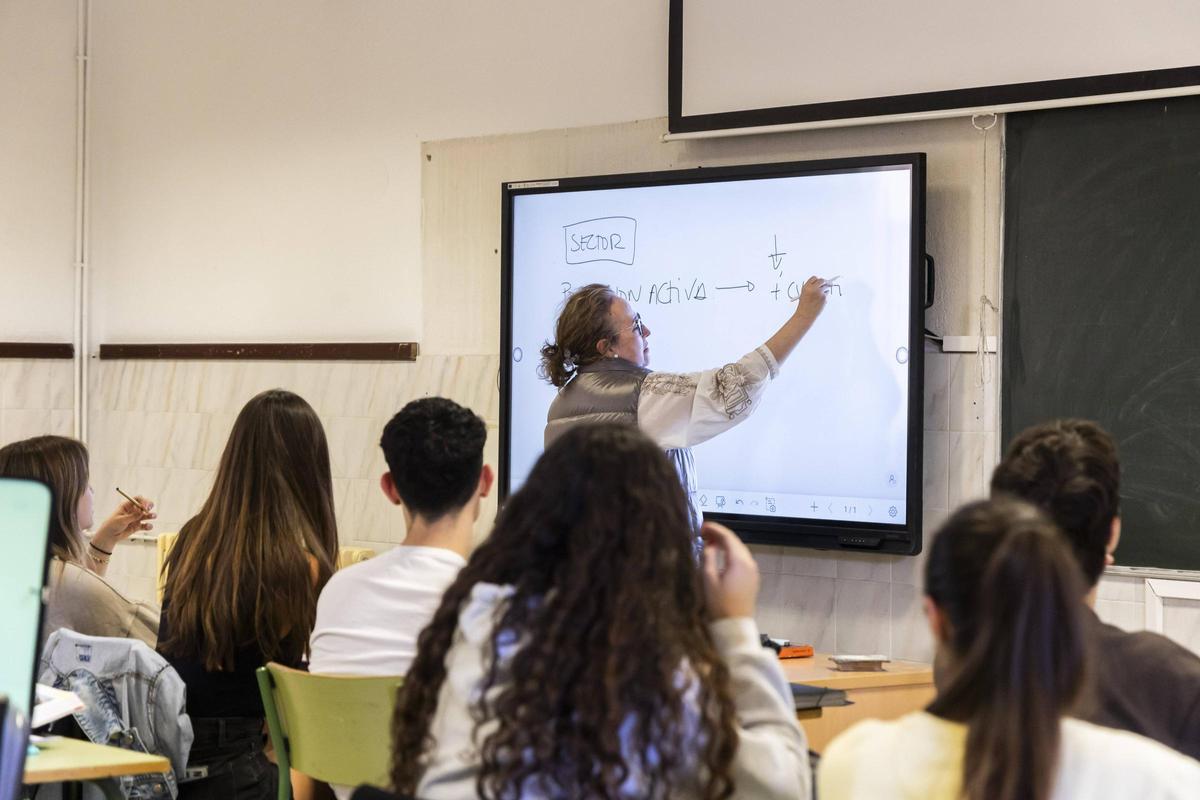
left=779, top=645, right=814, bottom=659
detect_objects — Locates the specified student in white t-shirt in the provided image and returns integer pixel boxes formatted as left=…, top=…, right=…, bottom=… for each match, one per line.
left=309, top=397, right=492, bottom=677
left=818, top=497, right=1200, bottom=800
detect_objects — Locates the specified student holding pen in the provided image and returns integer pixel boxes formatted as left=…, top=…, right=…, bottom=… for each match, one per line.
left=0, top=435, right=159, bottom=646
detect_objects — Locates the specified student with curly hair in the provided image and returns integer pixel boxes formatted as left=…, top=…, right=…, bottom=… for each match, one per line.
left=391, top=424, right=809, bottom=800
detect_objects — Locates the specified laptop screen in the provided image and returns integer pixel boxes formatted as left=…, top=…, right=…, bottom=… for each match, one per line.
left=0, top=478, right=53, bottom=717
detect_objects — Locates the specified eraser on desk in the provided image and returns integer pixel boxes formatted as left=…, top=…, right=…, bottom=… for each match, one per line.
left=830, top=654, right=890, bottom=671
left=779, top=645, right=814, bottom=659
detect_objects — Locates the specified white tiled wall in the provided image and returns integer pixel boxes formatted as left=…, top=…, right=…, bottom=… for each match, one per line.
left=0, top=359, right=75, bottom=444
left=89, top=347, right=991, bottom=665
left=750, top=350, right=995, bottom=663
left=88, top=356, right=501, bottom=598
left=86, top=350, right=1195, bottom=663
left=1095, top=574, right=1148, bottom=633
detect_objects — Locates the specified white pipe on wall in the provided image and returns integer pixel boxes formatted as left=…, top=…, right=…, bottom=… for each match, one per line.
left=72, top=0, right=91, bottom=441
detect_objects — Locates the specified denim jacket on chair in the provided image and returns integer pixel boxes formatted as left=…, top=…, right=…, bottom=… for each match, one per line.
left=39, top=629, right=194, bottom=799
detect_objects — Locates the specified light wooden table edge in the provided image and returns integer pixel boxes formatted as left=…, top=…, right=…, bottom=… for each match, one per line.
left=24, top=737, right=170, bottom=784
left=780, top=652, right=934, bottom=691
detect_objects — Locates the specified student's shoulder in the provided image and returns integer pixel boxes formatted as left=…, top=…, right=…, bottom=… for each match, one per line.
left=820, top=714, right=933, bottom=794
left=56, top=560, right=143, bottom=604
left=318, top=555, right=384, bottom=599
left=822, top=713, right=916, bottom=763
left=1094, top=620, right=1200, bottom=683
left=1062, top=718, right=1200, bottom=785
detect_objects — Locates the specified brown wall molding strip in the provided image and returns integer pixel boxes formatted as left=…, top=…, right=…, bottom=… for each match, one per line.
left=0, top=343, right=75, bottom=359
left=98, top=342, right=419, bottom=361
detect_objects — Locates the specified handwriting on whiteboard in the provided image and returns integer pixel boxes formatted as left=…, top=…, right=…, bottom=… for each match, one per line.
left=563, top=216, right=637, bottom=265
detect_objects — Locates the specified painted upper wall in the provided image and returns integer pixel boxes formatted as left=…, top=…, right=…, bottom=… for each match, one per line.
left=0, top=0, right=78, bottom=342
left=86, top=0, right=667, bottom=345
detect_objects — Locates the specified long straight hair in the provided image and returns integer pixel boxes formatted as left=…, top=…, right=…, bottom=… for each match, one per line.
left=926, top=498, right=1087, bottom=800
left=391, top=424, right=738, bottom=800
left=159, top=390, right=338, bottom=671
left=0, top=435, right=90, bottom=564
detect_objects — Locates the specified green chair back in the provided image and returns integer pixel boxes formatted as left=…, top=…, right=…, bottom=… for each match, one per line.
left=256, top=663, right=401, bottom=800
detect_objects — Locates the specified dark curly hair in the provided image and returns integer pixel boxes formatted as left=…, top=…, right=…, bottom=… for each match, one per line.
left=990, top=418, right=1120, bottom=587
left=539, top=283, right=619, bottom=388
left=380, top=397, right=487, bottom=520
left=390, top=424, right=738, bottom=799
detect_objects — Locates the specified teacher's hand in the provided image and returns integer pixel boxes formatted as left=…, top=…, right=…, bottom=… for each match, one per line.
left=794, top=275, right=829, bottom=324
left=701, top=521, right=760, bottom=620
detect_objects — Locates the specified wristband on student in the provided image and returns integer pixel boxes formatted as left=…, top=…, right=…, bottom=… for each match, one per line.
left=89, top=540, right=114, bottom=556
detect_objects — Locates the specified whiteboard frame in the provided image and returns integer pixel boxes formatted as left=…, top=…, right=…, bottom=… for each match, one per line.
left=667, top=0, right=1200, bottom=135
left=498, top=153, right=928, bottom=556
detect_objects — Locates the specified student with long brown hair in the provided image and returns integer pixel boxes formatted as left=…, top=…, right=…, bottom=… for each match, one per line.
left=391, top=423, right=809, bottom=800
left=0, top=435, right=158, bottom=645
left=158, top=389, right=338, bottom=800
left=818, top=498, right=1200, bottom=800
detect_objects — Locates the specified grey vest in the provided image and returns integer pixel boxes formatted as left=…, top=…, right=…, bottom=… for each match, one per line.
left=545, top=358, right=701, bottom=528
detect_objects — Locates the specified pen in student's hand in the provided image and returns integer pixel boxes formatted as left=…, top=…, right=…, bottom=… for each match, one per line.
left=115, top=487, right=150, bottom=514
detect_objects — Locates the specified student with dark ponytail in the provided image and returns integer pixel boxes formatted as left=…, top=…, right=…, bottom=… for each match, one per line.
left=818, top=498, right=1200, bottom=800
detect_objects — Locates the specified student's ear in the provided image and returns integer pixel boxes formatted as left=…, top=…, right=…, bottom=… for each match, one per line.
left=379, top=472, right=403, bottom=506
left=923, top=595, right=952, bottom=644
left=478, top=464, right=494, bottom=499
left=595, top=337, right=610, bottom=357
left=1105, top=517, right=1122, bottom=566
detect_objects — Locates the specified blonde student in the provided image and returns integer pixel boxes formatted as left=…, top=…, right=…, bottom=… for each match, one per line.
left=0, top=435, right=158, bottom=646
left=819, top=498, right=1200, bottom=800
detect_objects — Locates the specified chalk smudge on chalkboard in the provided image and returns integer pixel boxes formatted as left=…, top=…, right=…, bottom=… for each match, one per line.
left=1117, top=357, right=1200, bottom=522
left=563, top=216, right=636, bottom=265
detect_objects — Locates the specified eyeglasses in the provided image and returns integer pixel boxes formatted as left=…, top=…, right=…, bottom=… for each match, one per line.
left=630, top=313, right=646, bottom=337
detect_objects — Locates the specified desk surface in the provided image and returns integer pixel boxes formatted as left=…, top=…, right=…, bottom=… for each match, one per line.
left=780, top=652, right=933, bottom=691
left=24, top=737, right=170, bottom=784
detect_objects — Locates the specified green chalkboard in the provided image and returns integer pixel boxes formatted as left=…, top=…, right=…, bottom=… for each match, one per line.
left=1003, top=96, right=1200, bottom=571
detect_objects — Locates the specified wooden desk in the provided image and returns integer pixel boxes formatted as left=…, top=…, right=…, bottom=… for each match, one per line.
left=782, top=653, right=935, bottom=753
left=24, top=737, right=170, bottom=800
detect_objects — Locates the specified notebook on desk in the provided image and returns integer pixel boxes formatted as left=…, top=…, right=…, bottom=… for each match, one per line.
left=791, top=683, right=851, bottom=711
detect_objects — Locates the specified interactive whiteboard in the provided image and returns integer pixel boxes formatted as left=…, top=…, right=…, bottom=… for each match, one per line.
left=500, top=155, right=925, bottom=554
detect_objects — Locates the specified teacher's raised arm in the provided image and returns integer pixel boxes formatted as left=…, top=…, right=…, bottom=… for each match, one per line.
left=764, top=275, right=829, bottom=365
left=540, top=279, right=832, bottom=527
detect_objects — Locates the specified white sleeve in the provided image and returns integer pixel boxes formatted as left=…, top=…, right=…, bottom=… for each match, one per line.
left=307, top=579, right=344, bottom=675
left=637, top=346, right=780, bottom=450
left=710, top=617, right=811, bottom=800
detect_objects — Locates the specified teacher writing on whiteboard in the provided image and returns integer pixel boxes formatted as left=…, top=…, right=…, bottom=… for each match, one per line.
left=541, top=277, right=830, bottom=526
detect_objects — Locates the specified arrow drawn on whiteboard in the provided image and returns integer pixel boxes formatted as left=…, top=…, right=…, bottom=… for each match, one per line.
left=715, top=281, right=755, bottom=292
